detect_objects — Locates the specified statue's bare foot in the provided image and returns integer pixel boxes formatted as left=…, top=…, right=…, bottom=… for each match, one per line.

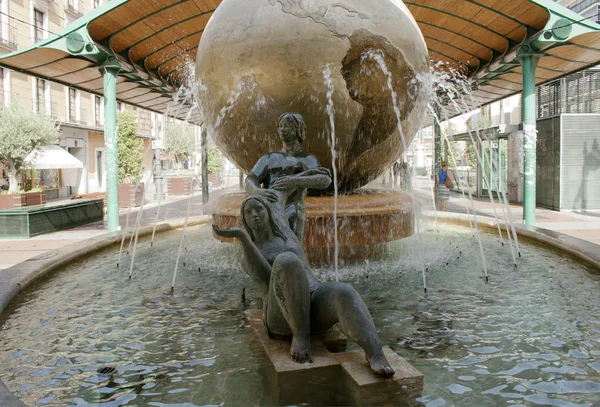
left=367, top=353, right=395, bottom=377
left=290, top=336, right=312, bottom=363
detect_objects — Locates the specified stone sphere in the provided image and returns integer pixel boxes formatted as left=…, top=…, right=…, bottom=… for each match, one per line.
left=196, top=0, right=430, bottom=192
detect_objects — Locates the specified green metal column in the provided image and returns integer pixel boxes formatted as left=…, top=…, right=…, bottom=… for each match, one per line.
left=520, top=55, right=539, bottom=226
left=434, top=105, right=442, bottom=205
left=100, top=57, right=121, bottom=233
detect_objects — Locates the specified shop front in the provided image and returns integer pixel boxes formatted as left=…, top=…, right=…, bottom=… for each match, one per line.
left=23, top=145, right=84, bottom=201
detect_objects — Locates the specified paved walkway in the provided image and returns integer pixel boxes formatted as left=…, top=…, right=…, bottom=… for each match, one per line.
left=1, top=177, right=599, bottom=270
left=409, top=175, right=600, bottom=246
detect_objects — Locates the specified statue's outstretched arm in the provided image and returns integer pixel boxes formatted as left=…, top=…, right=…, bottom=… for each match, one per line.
left=212, top=225, right=271, bottom=284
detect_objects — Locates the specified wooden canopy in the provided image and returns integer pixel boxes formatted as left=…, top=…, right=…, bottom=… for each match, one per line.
left=0, top=0, right=599, bottom=125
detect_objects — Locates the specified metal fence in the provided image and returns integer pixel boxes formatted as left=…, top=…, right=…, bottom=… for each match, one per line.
left=451, top=169, right=477, bottom=196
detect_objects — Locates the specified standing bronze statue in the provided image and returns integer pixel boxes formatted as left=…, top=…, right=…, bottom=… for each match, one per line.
left=245, top=113, right=331, bottom=242
left=214, top=113, right=394, bottom=377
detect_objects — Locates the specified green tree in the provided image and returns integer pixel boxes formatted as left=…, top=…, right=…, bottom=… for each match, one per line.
left=446, top=141, right=465, bottom=167
left=207, top=142, right=223, bottom=174
left=441, top=122, right=459, bottom=161
left=117, top=110, right=143, bottom=184
left=165, top=122, right=197, bottom=173
left=466, top=141, right=478, bottom=169
left=0, top=102, right=60, bottom=192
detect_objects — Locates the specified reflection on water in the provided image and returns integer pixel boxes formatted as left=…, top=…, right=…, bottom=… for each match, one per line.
left=0, top=224, right=599, bottom=406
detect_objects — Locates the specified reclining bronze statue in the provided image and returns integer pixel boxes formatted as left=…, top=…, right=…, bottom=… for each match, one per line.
left=212, top=113, right=394, bottom=377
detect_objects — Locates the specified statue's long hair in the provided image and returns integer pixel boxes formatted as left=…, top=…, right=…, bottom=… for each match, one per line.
left=278, top=112, right=306, bottom=143
left=240, top=195, right=288, bottom=242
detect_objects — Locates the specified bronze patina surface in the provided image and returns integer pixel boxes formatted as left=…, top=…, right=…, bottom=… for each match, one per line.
left=196, top=0, right=430, bottom=192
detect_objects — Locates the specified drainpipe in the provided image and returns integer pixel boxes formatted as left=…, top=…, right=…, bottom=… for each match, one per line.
left=519, top=53, right=539, bottom=226
left=100, top=57, right=121, bottom=234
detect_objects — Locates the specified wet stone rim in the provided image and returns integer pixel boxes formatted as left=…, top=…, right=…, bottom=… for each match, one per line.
left=0, top=214, right=598, bottom=405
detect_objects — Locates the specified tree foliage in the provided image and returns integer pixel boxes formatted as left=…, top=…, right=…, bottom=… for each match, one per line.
left=466, top=141, right=478, bottom=169
left=207, top=142, right=223, bottom=174
left=165, top=122, right=197, bottom=170
left=117, top=110, right=144, bottom=184
left=0, top=102, right=60, bottom=192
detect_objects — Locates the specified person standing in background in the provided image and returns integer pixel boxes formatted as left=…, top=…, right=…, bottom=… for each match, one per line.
left=436, top=160, right=453, bottom=211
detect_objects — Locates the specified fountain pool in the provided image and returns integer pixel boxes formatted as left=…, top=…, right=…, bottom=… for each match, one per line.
left=0, top=221, right=599, bottom=406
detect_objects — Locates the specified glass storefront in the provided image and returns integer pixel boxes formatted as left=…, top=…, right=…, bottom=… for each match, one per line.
left=480, top=138, right=508, bottom=198
left=20, top=169, right=61, bottom=199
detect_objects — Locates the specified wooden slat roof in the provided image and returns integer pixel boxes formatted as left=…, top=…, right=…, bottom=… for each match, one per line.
left=0, top=0, right=599, bottom=127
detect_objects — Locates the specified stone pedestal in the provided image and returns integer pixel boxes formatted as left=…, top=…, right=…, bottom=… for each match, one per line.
left=246, top=310, right=424, bottom=406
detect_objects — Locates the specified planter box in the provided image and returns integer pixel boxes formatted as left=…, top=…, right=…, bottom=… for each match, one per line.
left=167, top=177, right=192, bottom=196
left=0, top=192, right=46, bottom=210
left=25, top=191, right=46, bottom=206
left=0, top=194, right=26, bottom=210
left=118, top=183, right=144, bottom=207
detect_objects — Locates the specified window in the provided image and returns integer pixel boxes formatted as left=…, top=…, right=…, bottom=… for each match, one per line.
left=117, top=102, right=122, bottom=111
left=138, top=109, right=152, bottom=137
left=67, top=0, right=81, bottom=13
left=95, top=95, right=102, bottom=126
left=34, top=9, right=44, bottom=43
left=69, top=88, right=76, bottom=122
left=36, top=78, right=45, bottom=113
left=94, top=0, right=101, bottom=9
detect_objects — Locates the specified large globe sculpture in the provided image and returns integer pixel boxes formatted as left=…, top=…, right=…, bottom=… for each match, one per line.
left=196, top=0, right=430, bottom=192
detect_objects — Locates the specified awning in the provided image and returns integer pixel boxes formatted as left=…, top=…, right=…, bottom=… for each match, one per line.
left=0, top=0, right=599, bottom=127
left=23, top=145, right=84, bottom=169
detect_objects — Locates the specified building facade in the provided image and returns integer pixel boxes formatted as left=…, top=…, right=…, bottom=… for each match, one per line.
left=0, top=0, right=167, bottom=199
left=412, top=0, right=600, bottom=208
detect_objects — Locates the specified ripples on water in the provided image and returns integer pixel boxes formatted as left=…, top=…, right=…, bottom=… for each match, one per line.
left=0, top=224, right=599, bottom=406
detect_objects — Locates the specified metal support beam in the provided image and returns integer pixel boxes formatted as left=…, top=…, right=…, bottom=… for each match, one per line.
left=201, top=126, right=209, bottom=208
left=519, top=54, right=539, bottom=226
left=434, top=104, right=442, bottom=205
left=100, top=57, right=121, bottom=233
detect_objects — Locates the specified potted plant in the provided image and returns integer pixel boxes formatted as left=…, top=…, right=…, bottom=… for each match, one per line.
left=0, top=102, right=60, bottom=197
left=164, top=122, right=197, bottom=195
left=0, top=187, right=46, bottom=210
left=117, top=110, right=145, bottom=207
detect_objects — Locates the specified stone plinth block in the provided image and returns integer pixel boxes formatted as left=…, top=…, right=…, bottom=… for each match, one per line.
left=245, top=309, right=423, bottom=405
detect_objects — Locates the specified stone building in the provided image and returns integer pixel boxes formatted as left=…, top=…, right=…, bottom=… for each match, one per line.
left=0, top=0, right=164, bottom=199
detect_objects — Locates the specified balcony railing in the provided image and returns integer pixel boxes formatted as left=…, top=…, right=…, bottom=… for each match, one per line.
left=0, top=23, right=18, bottom=51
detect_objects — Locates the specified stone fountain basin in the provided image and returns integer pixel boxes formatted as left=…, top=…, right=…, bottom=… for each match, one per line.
left=0, top=216, right=599, bottom=406
left=210, top=190, right=414, bottom=263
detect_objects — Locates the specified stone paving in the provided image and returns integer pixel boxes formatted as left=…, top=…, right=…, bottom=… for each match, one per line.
left=0, top=176, right=598, bottom=271
left=410, top=175, right=600, bottom=246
